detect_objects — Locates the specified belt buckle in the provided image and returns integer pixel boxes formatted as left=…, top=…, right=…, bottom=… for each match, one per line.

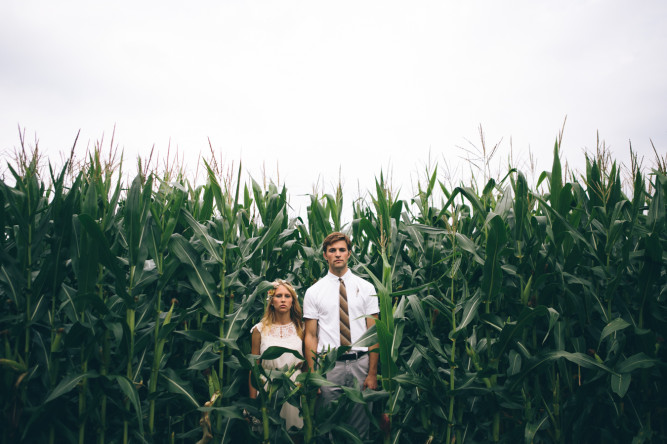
left=338, top=351, right=357, bottom=361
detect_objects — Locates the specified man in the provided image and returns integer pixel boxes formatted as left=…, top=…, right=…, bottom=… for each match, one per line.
left=303, top=232, right=379, bottom=438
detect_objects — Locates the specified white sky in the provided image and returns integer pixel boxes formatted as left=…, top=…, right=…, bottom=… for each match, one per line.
left=2, top=1, right=666, bottom=215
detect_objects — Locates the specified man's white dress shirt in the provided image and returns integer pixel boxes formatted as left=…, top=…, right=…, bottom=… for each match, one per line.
left=303, top=270, right=378, bottom=352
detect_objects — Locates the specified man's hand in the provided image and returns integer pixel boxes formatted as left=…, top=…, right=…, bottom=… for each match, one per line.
left=363, top=373, right=379, bottom=390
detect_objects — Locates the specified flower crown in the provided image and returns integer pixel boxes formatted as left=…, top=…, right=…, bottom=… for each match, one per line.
left=266, top=279, right=291, bottom=301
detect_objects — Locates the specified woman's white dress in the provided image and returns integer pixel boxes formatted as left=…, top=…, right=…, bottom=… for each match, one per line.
left=250, top=321, right=304, bottom=430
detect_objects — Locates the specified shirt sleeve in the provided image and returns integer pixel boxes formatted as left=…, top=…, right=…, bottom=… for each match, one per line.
left=302, top=288, right=319, bottom=320
left=363, top=281, right=380, bottom=315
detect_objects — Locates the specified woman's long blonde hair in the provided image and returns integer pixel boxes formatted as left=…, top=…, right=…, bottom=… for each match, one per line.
left=259, top=279, right=304, bottom=339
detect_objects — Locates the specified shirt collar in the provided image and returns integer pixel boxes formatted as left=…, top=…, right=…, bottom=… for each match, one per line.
left=326, top=269, right=351, bottom=282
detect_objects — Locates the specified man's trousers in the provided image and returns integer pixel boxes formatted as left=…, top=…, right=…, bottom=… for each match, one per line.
left=319, top=353, right=371, bottom=438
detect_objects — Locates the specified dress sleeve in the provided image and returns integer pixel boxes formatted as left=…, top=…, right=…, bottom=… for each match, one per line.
left=250, top=322, right=263, bottom=334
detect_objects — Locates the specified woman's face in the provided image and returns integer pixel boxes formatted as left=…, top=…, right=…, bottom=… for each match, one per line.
left=271, top=284, right=293, bottom=314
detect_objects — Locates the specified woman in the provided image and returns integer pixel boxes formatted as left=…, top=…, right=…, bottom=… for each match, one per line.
left=249, top=279, right=304, bottom=431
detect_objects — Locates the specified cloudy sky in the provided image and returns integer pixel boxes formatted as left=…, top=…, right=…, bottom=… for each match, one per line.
left=2, top=1, right=666, bottom=213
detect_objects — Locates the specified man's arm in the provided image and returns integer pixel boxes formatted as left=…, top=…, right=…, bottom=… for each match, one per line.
left=363, top=314, right=379, bottom=390
left=304, top=319, right=319, bottom=371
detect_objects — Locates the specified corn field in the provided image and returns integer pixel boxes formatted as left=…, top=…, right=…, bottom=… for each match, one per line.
left=1, top=142, right=666, bottom=444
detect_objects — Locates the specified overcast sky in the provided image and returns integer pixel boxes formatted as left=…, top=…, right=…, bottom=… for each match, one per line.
left=2, top=1, right=666, bottom=214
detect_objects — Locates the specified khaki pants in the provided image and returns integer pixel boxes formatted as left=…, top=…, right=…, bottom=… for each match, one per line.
left=319, top=353, right=371, bottom=439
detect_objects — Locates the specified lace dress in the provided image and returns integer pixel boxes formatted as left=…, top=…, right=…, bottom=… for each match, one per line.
left=250, top=322, right=304, bottom=430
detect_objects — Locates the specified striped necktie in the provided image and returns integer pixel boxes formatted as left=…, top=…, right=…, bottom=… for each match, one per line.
left=339, top=278, right=351, bottom=346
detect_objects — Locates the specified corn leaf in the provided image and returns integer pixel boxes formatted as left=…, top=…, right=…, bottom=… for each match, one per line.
left=114, top=375, right=144, bottom=435
left=168, top=233, right=217, bottom=312
left=44, top=371, right=99, bottom=403
left=182, top=209, right=223, bottom=263
left=407, top=295, right=447, bottom=359
left=615, top=353, right=656, bottom=373
left=611, top=372, right=632, bottom=398
left=481, top=214, right=507, bottom=301
left=599, top=318, right=630, bottom=345
left=162, top=368, right=199, bottom=408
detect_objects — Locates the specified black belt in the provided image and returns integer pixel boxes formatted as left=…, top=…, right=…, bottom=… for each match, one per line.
left=337, top=351, right=367, bottom=361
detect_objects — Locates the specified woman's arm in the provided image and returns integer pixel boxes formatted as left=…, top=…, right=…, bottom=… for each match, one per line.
left=248, top=328, right=261, bottom=399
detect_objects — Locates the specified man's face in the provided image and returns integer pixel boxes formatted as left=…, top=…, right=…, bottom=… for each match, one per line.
left=323, top=240, right=350, bottom=275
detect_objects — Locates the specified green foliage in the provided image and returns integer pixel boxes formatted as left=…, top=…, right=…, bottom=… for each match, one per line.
left=1, top=144, right=666, bottom=444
